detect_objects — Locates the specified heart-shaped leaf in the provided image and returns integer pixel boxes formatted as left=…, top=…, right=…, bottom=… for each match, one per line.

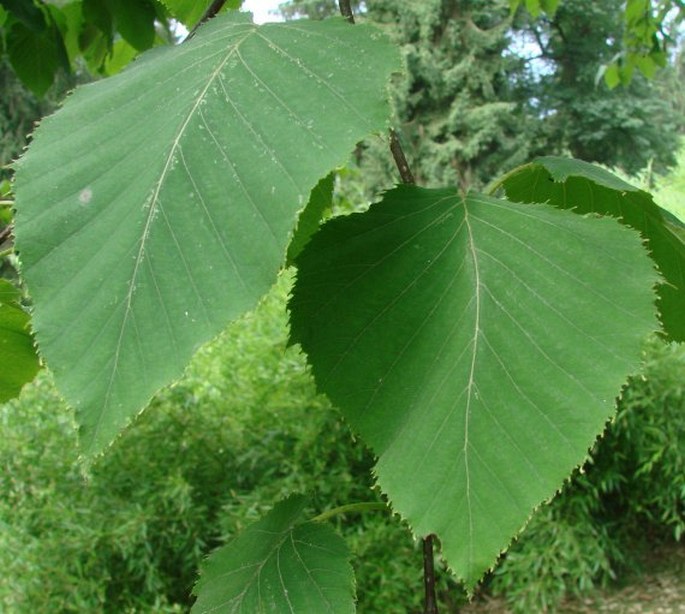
left=13, top=12, right=400, bottom=456
left=290, top=185, right=659, bottom=587
left=193, top=495, right=354, bottom=613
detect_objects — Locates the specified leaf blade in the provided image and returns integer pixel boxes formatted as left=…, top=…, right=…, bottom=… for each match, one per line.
left=500, top=156, right=685, bottom=342
left=13, top=13, right=400, bottom=455
left=290, top=185, right=659, bottom=587
left=192, top=495, right=355, bottom=614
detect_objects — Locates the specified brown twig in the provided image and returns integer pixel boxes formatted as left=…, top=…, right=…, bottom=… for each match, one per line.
left=185, top=0, right=229, bottom=41
left=389, top=129, right=415, bottom=184
left=338, top=0, right=355, bottom=24
left=423, top=535, right=439, bottom=614
left=0, top=225, right=11, bottom=244
left=335, top=7, right=434, bottom=607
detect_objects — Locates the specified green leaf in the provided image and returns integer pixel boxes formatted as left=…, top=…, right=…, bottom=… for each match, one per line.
left=524, top=0, right=541, bottom=17
left=107, top=0, right=156, bottom=51
left=289, top=185, right=659, bottom=588
left=603, top=63, right=621, bottom=89
left=0, top=0, right=46, bottom=32
left=0, top=280, right=40, bottom=403
left=539, top=0, right=560, bottom=15
left=287, top=172, right=335, bottom=266
left=6, top=20, right=60, bottom=95
left=103, top=38, right=138, bottom=75
left=158, top=0, right=242, bottom=28
left=13, top=12, right=400, bottom=456
left=0, top=278, right=20, bottom=303
left=158, top=0, right=211, bottom=27
left=192, top=495, right=354, bottom=614
left=499, top=157, right=685, bottom=342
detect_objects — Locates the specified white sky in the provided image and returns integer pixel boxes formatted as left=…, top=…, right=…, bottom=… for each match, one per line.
left=242, top=0, right=284, bottom=24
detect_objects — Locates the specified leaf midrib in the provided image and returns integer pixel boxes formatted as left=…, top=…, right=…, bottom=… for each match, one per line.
left=94, top=30, right=254, bottom=446
left=462, top=203, right=481, bottom=571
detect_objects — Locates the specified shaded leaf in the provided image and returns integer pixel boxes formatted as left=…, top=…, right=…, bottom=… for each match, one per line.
left=192, top=495, right=354, bottom=614
left=0, top=0, right=45, bottom=32
left=0, top=279, right=40, bottom=403
left=287, top=172, right=335, bottom=266
left=290, top=185, right=659, bottom=587
left=107, top=0, right=156, bottom=51
left=6, top=20, right=60, bottom=95
left=499, top=156, right=685, bottom=342
left=13, top=12, right=400, bottom=456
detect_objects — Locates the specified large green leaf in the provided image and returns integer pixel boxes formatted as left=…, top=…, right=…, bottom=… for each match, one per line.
left=192, top=495, right=354, bottom=613
left=0, top=280, right=40, bottom=403
left=13, top=12, right=399, bottom=456
left=499, top=156, right=685, bottom=342
left=289, top=185, right=659, bottom=587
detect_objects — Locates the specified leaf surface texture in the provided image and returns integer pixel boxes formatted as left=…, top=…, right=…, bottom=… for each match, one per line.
left=290, top=185, right=659, bottom=586
left=192, top=495, right=354, bottom=614
left=501, top=156, right=685, bottom=341
left=13, top=13, right=399, bottom=455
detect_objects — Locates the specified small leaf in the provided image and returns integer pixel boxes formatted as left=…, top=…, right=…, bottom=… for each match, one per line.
left=103, top=38, right=138, bottom=75
left=500, top=156, right=685, bottom=342
left=0, top=280, right=40, bottom=403
left=290, top=185, right=659, bottom=587
left=192, top=495, right=355, bottom=614
left=603, top=63, right=621, bottom=89
left=159, top=0, right=211, bottom=27
left=287, top=173, right=335, bottom=266
left=13, top=12, right=400, bottom=456
left=107, top=0, right=156, bottom=51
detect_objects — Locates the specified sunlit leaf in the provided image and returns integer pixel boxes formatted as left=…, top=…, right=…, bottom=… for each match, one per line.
left=13, top=12, right=400, bottom=456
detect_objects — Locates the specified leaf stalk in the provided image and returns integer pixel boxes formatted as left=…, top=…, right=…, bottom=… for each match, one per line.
left=311, top=501, right=389, bottom=523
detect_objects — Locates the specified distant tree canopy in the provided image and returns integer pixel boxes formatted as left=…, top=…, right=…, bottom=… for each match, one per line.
left=282, top=0, right=684, bottom=186
left=515, top=0, right=683, bottom=175
left=0, top=0, right=683, bottom=186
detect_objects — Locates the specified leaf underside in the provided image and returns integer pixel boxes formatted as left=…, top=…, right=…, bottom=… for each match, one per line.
left=501, top=156, right=685, bottom=342
left=13, top=12, right=400, bottom=456
left=290, top=185, right=659, bottom=587
left=192, top=495, right=354, bottom=614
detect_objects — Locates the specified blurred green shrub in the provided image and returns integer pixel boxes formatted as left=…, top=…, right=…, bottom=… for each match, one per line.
left=0, top=274, right=430, bottom=612
left=1, top=274, right=683, bottom=613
